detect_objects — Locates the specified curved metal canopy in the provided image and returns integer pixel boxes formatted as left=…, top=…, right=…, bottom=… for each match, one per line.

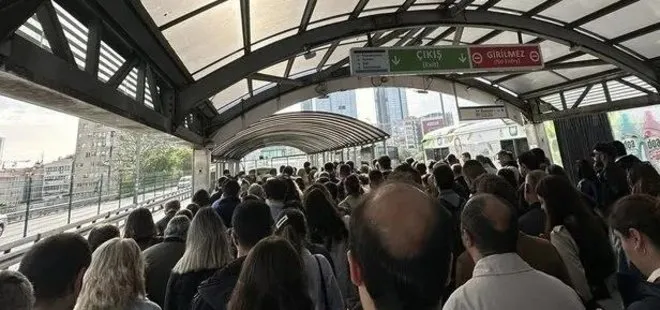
left=213, top=111, right=389, bottom=160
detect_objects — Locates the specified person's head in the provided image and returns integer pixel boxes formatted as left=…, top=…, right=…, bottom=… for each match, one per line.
left=74, top=238, right=146, bottom=310
left=524, top=170, right=546, bottom=204
left=274, top=209, right=310, bottom=253
left=346, top=161, right=355, bottom=171
left=593, top=142, right=617, bottom=166
left=223, top=180, right=241, bottom=198
left=628, top=162, right=660, bottom=196
left=164, top=215, right=191, bottom=239
left=324, top=162, right=335, bottom=174
left=323, top=181, right=339, bottom=202
left=231, top=200, right=274, bottom=256
left=461, top=194, right=519, bottom=261
left=123, top=207, right=157, bottom=241
left=390, top=164, right=422, bottom=185
left=546, top=164, right=568, bottom=180
left=433, top=164, right=454, bottom=191
left=345, top=174, right=362, bottom=197
left=530, top=148, right=546, bottom=163
left=173, top=207, right=231, bottom=273
left=496, top=150, right=515, bottom=166
left=279, top=165, right=286, bottom=174
left=283, top=165, right=294, bottom=176
left=517, top=150, right=542, bottom=177
left=610, top=195, right=660, bottom=276
left=372, top=159, right=378, bottom=168
left=415, top=162, right=427, bottom=176
left=451, top=163, right=462, bottom=178
left=377, top=155, right=392, bottom=171
left=461, top=152, right=471, bottom=162
left=536, top=175, right=589, bottom=232
left=497, top=167, right=519, bottom=189
left=303, top=188, right=347, bottom=241
left=247, top=183, right=266, bottom=200
left=304, top=161, right=311, bottom=170
left=175, top=208, right=194, bottom=220
left=263, top=177, right=286, bottom=202
left=473, top=174, right=518, bottom=210
left=339, top=164, right=352, bottom=178
left=227, top=236, right=313, bottom=310
left=164, top=200, right=181, bottom=216
left=445, top=154, right=459, bottom=165
left=268, top=168, right=277, bottom=176
left=0, top=270, right=34, bottom=310
left=294, top=177, right=306, bottom=192
left=360, top=165, right=370, bottom=174
left=283, top=177, right=303, bottom=202
left=87, top=224, right=120, bottom=252
left=192, top=189, right=211, bottom=207
left=368, top=170, right=384, bottom=189
left=223, top=169, right=231, bottom=176
left=349, top=182, right=453, bottom=310
left=575, top=159, right=597, bottom=182
left=462, top=160, right=487, bottom=188
left=217, top=176, right=229, bottom=189
left=19, top=233, right=91, bottom=309
left=186, top=203, right=200, bottom=216
left=612, top=140, right=628, bottom=157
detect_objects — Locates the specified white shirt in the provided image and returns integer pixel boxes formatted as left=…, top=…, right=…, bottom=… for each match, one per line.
left=550, top=225, right=593, bottom=302
left=648, top=268, right=660, bottom=283
left=443, top=253, right=584, bottom=310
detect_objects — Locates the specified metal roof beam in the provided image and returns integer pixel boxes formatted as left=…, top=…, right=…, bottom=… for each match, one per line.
left=0, top=0, right=45, bottom=43
left=251, top=73, right=304, bottom=86
left=36, top=1, right=75, bottom=64
left=178, top=9, right=659, bottom=119
left=520, top=69, right=626, bottom=99
left=537, top=93, right=660, bottom=122
left=456, top=59, right=608, bottom=79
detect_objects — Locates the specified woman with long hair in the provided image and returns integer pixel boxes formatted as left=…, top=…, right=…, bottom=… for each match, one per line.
left=628, top=161, right=660, bottom=196
left=227, top=236, right=313, bottom=310
left=164, top=208, right=231, bottom=310
left=124, top=207, right=162, bottom=251
left=74, top=238, right=160, bottom=310
left=536, top=176, right=616, bottom=306
left=283, top=177, right=303, bottom=203
left=274, top=209, right=344, bottom=310
left=339, top=174, right=362, bottom=212
left=302, top=188, right=354, bottom=305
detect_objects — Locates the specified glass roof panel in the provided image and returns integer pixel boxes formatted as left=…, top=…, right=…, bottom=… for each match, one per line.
left=416, top=0, right=444, bottom=3
left=459, top=27, right=494, bottom=44
left=553, top=64, right=617, bottom=80
left=310, top=0, right=356, bottom=24
left=409, top=4, right=442, bottom=11
left=481, top=31, right=535, bottom=45
left=259, top=60, right=290, bottom=77
left=192, top=51, right=243, bottom=80
left=252, top=29, right=298, bottom=50
left=499, top=71, right=567, bottom=94
left=163, top=0, right=242, bottom=73
left=494, top=0, right=547, bottom=12
left=538, top=40, right=570, bottom=62
left=250, top=0, right=306, bottom=44
left=424, top=27, right=451, bottom=40
left=325, top=41, right=366, bottom=66
left=290, top=52, right=324, bottom=77
left=141, top=0, right=216, bottom=26
left=365, top=0, right=405, bottom=10
left=359, top=7, right=399, bottom=17
left=211, top=79, right=249, bottom=109
left=308, top=15, right=348, bottom=30
left=540, top=0, right=618, bottom=23
left=581, top=1, right=660, bottom=39
left=620, top=30, right=660, bottom=58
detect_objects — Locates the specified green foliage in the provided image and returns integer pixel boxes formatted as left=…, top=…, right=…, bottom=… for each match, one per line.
left=114, top=132, right=192, bottom=176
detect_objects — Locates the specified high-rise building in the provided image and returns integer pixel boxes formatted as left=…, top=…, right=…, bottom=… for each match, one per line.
left=73, top=119, right=118, bottom=198
left=374, top=88, right=408, bottom=133
left=42, top=157, right=74, bottom=201
left=299, top=90, right=358, bottom=118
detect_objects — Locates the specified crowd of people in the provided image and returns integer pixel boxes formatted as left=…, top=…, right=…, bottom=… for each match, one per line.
left=2, top=140, right=660, bottom=310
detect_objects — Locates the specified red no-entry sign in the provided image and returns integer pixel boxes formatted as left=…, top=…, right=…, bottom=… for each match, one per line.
left=469, top=45, right=544, bottom=70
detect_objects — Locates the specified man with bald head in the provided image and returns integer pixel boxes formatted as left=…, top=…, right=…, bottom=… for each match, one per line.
left=444, top=194, right=584, bottom=310
left=349, top=181, right=453, bottom=310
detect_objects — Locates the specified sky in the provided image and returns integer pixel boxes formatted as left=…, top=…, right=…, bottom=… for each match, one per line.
left=0, top=88, right=463, bottom=165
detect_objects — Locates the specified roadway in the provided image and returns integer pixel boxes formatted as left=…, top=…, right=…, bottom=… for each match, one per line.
left=0, top=186, right=182, bottom=246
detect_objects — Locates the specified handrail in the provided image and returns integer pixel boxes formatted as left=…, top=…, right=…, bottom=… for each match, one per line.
left=0, top=189, right=191, bottom=269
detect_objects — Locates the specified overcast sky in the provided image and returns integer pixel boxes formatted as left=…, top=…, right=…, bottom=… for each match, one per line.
left=0, top=88, right=459, bottom=164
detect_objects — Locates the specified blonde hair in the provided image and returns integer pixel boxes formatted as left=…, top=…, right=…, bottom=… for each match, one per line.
left=172, top=207, right=231, bottom=273
left=74, top=238, right=145, bottom=310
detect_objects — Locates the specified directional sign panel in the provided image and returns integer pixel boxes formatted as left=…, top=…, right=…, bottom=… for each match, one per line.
left=458, top=106, right=508, bottom=121
left=350, top=44, right=544, bottom=76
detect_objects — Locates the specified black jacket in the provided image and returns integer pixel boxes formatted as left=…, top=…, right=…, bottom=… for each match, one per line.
left=191, top=256, right=246, bottom=310
left=518, top=202, right=545, bottom=237
left=156, top=214, right=175, bottom=236
left=619, top=273, right=660, bottom=310
left=165, top=268, right=217, bottom=310
left=143, top=237, right=186, bottom=308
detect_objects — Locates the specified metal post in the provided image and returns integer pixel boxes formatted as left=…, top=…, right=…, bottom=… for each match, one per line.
left=118, top=170, right=122, bottom=209
left=371, top=143, right=376, bottom=162
left=383, top=140, right=388, bottom=158
left=23, top=175, right=33, bottom=237
left=97, top=176, right=103, bottom=215
left=133, top=135, right=141, bottom=204
left=66, top=161, right=75, bottom=224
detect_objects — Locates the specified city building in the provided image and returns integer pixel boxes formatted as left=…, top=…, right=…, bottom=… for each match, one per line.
left=42, top=156, right=74, bottom=201
left=374, top=87, right=409, bottom=134
left=0, top=163, right=44, bottom=207
left=420, top=112, right=450, bottom=135
left=300, top=90, right=358, bottom=118
left=73, top=119, right=118, bottom=198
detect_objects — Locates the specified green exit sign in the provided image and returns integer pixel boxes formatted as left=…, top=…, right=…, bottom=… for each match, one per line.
left=388, top=47, right=471, bottom=72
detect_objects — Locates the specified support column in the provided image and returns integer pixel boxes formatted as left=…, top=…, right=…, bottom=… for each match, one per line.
left=371, top=143, right=376, bottom=163
left=192, top=148, right=211, bottom=193
left=524, top=123, right=552, bottom=161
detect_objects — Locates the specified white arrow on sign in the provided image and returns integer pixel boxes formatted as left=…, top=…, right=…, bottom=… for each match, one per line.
left=391, top=56, right=401, bottom=66
left=458, top=54, right=467, bottom=63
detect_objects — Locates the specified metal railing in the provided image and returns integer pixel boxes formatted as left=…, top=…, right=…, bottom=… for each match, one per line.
left=0, top=188, right=191, bottom=269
